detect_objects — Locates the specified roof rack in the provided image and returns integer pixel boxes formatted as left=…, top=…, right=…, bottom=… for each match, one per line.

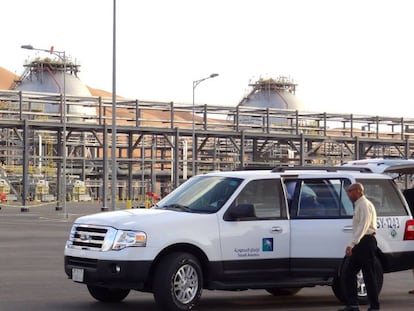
left=236, top=165, right=275, bottom=171
left=271, top=166, right=373, bottom=173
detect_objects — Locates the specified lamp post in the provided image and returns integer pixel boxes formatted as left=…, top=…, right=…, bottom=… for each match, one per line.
left=111, top=0, right=117, bottom=211
left=192, top=73, right=219, bottom=176
left=21, top=44, right=67, bottom=218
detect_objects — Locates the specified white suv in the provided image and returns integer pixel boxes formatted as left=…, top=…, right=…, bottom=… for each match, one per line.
left=64, top=167, right=414, bottom=311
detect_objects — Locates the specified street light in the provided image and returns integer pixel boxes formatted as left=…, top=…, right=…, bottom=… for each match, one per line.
left=111, top=0, right=117, bottom=211
left=192, top=73, right=219, bottom=176
left=21, top=44, right=67, bottom=218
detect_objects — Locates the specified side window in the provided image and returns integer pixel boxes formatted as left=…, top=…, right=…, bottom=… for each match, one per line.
left=234, top=179, right=286, bottom=219
left=285, top=181, right=296, bottom=208
left=292, top=178, right=352, bottom=218
left=334, top=179, right=353, bottom=216
left=357, top=179, right=408, bottom=216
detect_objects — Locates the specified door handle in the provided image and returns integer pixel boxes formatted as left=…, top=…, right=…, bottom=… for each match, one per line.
left=271, top=226, right=283, bottom=233
left=343, top=226, right=353, bottom=232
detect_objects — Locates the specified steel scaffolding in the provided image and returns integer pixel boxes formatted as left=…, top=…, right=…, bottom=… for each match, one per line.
left=0, top=89, right=413, bottom=208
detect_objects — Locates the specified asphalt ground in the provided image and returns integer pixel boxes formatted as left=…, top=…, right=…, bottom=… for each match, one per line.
left=1, top=202, right=414, bottom=311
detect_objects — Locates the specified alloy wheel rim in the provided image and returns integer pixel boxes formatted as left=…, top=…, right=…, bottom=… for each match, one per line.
left=173, top=264, right=199, bottom=304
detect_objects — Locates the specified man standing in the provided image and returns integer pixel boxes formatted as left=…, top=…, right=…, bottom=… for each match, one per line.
left=338, top=183, right=380, bottom=311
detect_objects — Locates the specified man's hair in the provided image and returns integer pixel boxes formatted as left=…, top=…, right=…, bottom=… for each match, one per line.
left=348, top=182, right=364, bottom=194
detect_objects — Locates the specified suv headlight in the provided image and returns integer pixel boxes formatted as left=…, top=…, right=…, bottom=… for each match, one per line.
left=112, top=230, right=147, bottom=250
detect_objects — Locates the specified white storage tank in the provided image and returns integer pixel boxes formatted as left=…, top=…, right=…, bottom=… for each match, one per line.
left=239, top=77, right=303, bottom=110
left=13, top=58, right=97, bottom=123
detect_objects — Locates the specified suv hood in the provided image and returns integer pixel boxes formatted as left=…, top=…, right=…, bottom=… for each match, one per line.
left=74, top=208, right=201, bottom=230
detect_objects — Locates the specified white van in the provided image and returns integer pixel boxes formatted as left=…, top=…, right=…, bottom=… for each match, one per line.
left=64, top=166, right=414, bottom=311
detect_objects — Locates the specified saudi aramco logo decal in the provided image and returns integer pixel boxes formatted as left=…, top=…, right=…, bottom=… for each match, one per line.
left=262, top=238, right=274, bottom=252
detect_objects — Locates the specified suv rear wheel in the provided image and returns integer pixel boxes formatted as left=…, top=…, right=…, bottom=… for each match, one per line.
left=332, top=256, right=383, bottom=305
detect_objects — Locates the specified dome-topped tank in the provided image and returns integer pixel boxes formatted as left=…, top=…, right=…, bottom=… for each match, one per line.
left=13, top=58, right=96, bottom=123
left=237, top=76, right=304, bottom=125
left=239, top=76, right=303, bottom=110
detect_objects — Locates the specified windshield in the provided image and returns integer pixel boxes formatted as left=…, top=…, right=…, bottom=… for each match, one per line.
left=155, top=176, right=243, bottom=213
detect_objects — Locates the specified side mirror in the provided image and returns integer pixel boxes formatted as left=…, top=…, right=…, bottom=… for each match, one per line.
left=224, top=204, right=256, bottom=221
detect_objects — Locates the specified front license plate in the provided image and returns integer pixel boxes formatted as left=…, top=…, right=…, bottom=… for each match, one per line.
left=72, top=268, right=84, bottom=282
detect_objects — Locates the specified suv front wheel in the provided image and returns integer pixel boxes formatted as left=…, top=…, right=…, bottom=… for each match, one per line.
left=153, top=252, right=203, bottom=311
left=87, top=285, right=130, bottom=302
left=332, top=256, right=383, bottom=305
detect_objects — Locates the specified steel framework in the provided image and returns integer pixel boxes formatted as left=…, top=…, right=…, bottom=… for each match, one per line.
left=0, top=89, right=413, bottom=208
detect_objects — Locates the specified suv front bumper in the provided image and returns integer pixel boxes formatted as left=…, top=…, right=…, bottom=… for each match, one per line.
left=64, top=256, right=152, bottom=290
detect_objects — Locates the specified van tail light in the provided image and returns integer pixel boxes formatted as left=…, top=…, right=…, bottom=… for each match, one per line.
left=403, top=220, right=414, bottom=240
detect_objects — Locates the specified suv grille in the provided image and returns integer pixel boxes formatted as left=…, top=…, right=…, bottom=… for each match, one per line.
left=67, top=225, right=117, bottom=251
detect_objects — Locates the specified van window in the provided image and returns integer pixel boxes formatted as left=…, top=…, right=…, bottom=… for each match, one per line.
left=357, top=178, right=408, bottom=216
left=289, top=178, right=352, bottom=218
left=233, top=179, right=286, bottom=219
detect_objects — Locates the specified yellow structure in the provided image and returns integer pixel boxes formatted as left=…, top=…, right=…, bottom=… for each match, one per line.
left=35, top=180, right=49, bottom=202
left=0, top=179, right=10, bottom=194
left=73, top=180, right=92, bottom=202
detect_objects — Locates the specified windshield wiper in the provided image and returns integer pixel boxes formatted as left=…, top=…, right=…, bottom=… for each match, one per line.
left=161, top=204, right=193, bottom=213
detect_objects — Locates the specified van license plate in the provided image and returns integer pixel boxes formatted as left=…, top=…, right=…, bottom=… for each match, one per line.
left=72, top=268, right=84, bottom=282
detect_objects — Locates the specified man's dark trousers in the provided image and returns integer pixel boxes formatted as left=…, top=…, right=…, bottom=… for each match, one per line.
left=344, top=235, right=380, bottom=310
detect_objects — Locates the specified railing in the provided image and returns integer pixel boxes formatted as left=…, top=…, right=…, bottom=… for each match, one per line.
left=1, top=89, right=414, bottom=205
left=1, top=89, right=414, bottom=140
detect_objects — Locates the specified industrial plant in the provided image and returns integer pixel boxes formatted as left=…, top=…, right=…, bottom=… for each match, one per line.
left=1, top=53, right=414, bottom=210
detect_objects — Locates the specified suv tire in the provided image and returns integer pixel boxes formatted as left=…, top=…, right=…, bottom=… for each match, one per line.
left=87, top=285, right=130, bottom=302
left=153, top=252, right=203, bottom=311
left=332, top=256, right=383, bottom=305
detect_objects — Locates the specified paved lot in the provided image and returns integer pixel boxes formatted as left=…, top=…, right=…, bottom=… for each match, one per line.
left=1, top=202, right=414, bottom=311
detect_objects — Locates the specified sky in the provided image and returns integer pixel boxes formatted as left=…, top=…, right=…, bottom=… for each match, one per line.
left=2, top=0, right=414, bottom=117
